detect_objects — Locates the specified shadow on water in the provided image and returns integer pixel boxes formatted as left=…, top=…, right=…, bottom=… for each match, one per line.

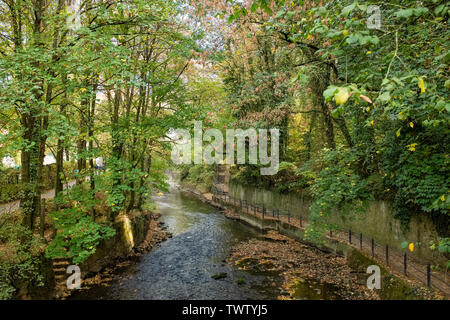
left=70, top=181, right=338, bottom=300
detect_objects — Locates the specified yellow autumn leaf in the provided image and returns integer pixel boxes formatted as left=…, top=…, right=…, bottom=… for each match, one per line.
left=370, top=120, right=374, bottom=126
left=441, top=195, right=446, bottom=201
left=396, top=128, right=401, bottom=137
left=418, top=77, right=426, bottom=94
left=407, top=143, right=417, bottom=152
left=408, top=243, right=414, bottom=252
left=157, top=192, right=164, bottom=196
left=334, top=88, right=350, bottom=105
left=409, top=122, right=414, bottom=128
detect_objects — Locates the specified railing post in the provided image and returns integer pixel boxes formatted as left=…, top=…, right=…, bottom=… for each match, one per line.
left=349, top=229, right=352, bottom=244
left=404, top=253, right=407, bottom=276
left=239, top=199, right=242, bottom=209
left=288, top=211, right=290, bottom=223
left=427, top=264, right=431, bottom=287
left=329, top=229, right=332, bottom=238
left=300, top=216, right=303, bottom=227
left=386, top=245, right=389, bottom=265
left=254, top=204, right=256, bottom=215
left=262, top=206, right=265, bottom=219
left=371, top=239, right=375, bottom=257
left=360, top=233, right=363, bottom=249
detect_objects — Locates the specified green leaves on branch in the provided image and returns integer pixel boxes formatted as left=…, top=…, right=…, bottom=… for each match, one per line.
left=45, top=207, right=115, bottom=265
left=395, top=8, right=429, bottom=19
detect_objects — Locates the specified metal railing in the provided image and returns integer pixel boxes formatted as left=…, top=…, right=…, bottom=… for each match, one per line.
left=211, top=191, right=449, bottom=296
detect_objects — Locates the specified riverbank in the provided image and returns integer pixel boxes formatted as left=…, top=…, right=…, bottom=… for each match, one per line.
left=228, top=230, right=378, bottom=300
left=57, top=210, right=171, bottom=299
left=180, top=182, right=444, bottom=300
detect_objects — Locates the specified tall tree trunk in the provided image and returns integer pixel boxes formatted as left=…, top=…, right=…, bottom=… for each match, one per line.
left=109, top=89, right=123, bottom=221
left=334, top=115, right=354, bottom=148
left=53, top=0, right=68, bottom=203
left=314, top=65, right=336, bottom=150
left=305, top=111, right=317, bottom=160
left=319, top=102, right=335, bottom=149
left=77, top=89, right=89, bottom=185
left=21, top=0, right=46, bottom=232
left=88, top=78, right=98, bottom=192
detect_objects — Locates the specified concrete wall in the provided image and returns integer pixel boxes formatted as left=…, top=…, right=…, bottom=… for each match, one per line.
left=80, top=212, right=151, bottom=275
left=229, top=182, right=445, bottom=262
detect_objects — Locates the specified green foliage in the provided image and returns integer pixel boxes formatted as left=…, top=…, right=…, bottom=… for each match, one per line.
left=46, top=183, right=116, bottom=264
left=45, top=206, right=115, bottom=265
left=429, top=238, right=450, bottom=254
left=180, top=164, right=216, bottom=191
left=305, top=147, right=372, bottom=239
left=0, top=164, right=76, bottom=203
left=223, top=0, right=450, bottom=237
left=0, top=184, right=23, bottom=203
left=0, top=212, right=44, bottom=299
left=428, top=238, right=449, bottom=270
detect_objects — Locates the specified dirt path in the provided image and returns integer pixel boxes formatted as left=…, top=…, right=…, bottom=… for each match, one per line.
left=0, top=180, right=76, bottom=214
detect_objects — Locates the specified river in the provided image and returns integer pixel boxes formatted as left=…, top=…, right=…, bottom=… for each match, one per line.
left=70, top=180, right=283, bottom=299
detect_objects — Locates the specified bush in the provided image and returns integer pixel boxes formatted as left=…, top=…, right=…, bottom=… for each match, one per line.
left=180, top=164, right=216, bottom=191
left=46, top=185, right=116, bottom=264
left=305, top=147, right=372, bottom=240
left=0, top=212, right=45, bottom=299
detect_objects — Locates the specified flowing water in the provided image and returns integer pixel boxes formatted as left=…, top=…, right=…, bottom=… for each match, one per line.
left=70, top=180, right=335, bottom=300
